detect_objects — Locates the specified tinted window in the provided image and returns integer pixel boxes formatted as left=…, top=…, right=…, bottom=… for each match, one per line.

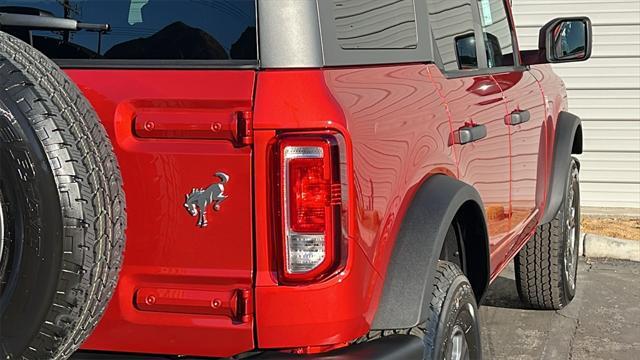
left=477, top=0, right=514, bottom=67
left=426, top=0, right=478, bottom=72
left=0, top=0, right=257, bottom=61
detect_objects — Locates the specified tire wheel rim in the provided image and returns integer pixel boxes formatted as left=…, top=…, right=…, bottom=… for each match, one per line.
left=0, top=190, right=4, bottom=265
left=564, top=170, right=579, bottom=291
left=0, top=187, right=10, bottom=298
left=447, top=325, right=470, bottom=360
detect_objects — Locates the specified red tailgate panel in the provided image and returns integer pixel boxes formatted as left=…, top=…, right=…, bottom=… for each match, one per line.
left=66, top=70, right=256, bottom=357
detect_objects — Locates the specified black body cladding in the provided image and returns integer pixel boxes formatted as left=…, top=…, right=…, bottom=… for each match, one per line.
left=541, top=111, right=582, bottom=225
left=371, top=175, right=490, bottom=330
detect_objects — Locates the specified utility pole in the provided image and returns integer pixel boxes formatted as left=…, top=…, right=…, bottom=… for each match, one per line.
left=58, top=0, right=79, bottom=42
left=63, top=0, right=71, bottom=42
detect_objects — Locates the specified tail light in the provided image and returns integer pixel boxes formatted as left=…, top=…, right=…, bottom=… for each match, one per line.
left=273, top=134, right=347, bottom=284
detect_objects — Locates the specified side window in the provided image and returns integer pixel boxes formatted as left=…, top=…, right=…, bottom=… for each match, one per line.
left=477, top=0, right=515, bottom=67
left=426, top=0, right=479, bottom=72
left=0, top=0, right=257, bottom=61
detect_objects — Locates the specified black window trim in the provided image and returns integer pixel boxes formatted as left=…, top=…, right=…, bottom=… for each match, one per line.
left=55, top=59, right=260, bottom=70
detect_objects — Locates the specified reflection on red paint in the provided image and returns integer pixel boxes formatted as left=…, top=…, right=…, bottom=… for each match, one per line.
left=65, top=57, right=566, bottom=355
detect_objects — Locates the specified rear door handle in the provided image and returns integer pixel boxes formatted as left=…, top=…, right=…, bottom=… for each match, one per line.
left=505, top=109, right=531, bottom=126
left=452, top=123, right=487, bottom=145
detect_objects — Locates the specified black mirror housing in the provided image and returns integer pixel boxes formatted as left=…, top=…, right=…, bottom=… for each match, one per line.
left=522, top=17, right=592, bottom=66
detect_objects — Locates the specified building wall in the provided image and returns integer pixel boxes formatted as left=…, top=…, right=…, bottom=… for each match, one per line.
left=512, top=0, right=640, bottom=208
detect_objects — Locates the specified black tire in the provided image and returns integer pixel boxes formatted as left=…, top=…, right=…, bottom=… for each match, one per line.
left=362, top=261, right=482, bottom=360
left=0, top=31, right=126, bottom=360
left=422, top=261, right=481, bottom=360
left=515, top=157, right=580, bottom=310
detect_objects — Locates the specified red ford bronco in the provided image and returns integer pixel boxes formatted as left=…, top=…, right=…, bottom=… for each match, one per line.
left=0, top=1, right=592, bottom=359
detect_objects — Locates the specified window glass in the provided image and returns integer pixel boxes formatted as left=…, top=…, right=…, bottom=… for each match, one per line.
left=426, top=0, right=478, bottom=72
left=0, top=0, right=257, bottom=61
left=477, top=0, right=514, bottom=67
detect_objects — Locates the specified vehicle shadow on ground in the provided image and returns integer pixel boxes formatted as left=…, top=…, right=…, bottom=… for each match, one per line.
left=480, top=267, right=526, bottom=309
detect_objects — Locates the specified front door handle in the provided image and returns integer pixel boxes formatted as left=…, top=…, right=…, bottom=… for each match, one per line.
left=505, top=109, right=531, bottom=126
left=452, top=123, right=487, bottom=145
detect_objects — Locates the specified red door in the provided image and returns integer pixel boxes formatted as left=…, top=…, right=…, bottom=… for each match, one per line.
left=68, top=70, right=256, bottom=357
left=428, top=67, right=511, bottom=272
left=424, top=0, right=514, bottom=275
left=494, top=71, right=547, bottom=241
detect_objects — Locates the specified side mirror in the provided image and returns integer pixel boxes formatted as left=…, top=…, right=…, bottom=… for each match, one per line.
left=522, top=17, right=592, bottom=65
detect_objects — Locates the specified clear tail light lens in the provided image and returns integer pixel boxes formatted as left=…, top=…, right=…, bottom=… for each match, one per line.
left=273, top=135, right=345, bottom=283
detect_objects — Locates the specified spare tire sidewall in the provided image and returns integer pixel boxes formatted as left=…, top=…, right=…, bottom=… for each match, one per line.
left=0, top=96, right=64, bottom=355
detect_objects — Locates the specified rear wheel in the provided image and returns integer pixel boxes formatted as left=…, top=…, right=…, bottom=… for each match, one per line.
left=422, top=261, right=481, bottom=360
left=363, top=260, right=482, bottom=360
left=0, top=31, right=126, bottom=359
left=515, top=157, right=580, bottom=310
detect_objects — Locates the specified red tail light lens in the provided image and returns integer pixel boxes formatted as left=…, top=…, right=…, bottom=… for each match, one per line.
left=288, top=156, right=330, bottom=233
left=273, top=135, right=346, bottom=283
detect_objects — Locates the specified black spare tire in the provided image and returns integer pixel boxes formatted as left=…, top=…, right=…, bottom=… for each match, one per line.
left=0, top=31, right=126, bottom=359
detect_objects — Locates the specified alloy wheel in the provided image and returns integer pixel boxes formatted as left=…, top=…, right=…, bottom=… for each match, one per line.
left=0, top=190, right=4, bottom=264
left=0, top=187, right=10, bottom=298
left=447, top=325, right=470, bottom=360
left=564, top=171, right=579, bottom=291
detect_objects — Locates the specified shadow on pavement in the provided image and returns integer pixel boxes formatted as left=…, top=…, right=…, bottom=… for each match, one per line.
left=480, top=276, right=525, bottom=309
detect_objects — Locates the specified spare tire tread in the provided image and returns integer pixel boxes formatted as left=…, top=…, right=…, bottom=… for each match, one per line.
left=0, top=32, right=125, bottom=360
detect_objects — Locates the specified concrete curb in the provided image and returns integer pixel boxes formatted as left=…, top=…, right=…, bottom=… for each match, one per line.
left=580, top=233, right=640, bottom=262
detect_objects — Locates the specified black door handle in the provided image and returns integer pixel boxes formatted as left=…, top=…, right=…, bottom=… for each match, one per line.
left=452, top=123, right=487, bottom=145
left=505, top=109, right=531, bottom=125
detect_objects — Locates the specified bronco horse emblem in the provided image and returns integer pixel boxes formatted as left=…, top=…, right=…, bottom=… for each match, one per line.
left=184, top=172, right=229, bottom=228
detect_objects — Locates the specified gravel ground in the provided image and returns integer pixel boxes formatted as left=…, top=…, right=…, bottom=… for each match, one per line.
left=582, top=217, right=640, bottom=241
left=481, top=258, right=640, bottom=360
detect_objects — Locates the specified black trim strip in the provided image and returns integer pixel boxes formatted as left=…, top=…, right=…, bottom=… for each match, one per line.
left=72, top=335, right=425, bottom=359
left=55, top=59, right=260, bottom=70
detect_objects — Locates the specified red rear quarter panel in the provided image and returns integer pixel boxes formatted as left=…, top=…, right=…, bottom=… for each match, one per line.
left=252, top=65, right=456, bottom=349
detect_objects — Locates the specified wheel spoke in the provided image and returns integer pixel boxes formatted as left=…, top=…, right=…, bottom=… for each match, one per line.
left=449, top=326, right=469, bottom=360
left=0, top=189, right=9, bottom=296
left=563, top=171, right=579, bottom=290
left=0, top=192, right=4, bottom=264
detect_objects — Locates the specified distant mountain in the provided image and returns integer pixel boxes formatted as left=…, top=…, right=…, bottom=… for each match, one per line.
left=230, top=26, right=257, bottom=60
left=105, top=21, right=229, bottom=60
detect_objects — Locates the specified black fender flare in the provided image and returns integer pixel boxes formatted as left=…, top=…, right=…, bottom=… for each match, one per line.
left=371, top=175, right=489, bottom=330
left=540, top=111, right=582, bottom=225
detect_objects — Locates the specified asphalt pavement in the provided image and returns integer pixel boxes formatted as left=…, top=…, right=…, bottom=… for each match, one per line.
left=480, top=258, right=640, bottom=359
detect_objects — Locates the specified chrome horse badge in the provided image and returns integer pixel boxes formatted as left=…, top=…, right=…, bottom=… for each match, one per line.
left=184, top=172, right=229, bottom=228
